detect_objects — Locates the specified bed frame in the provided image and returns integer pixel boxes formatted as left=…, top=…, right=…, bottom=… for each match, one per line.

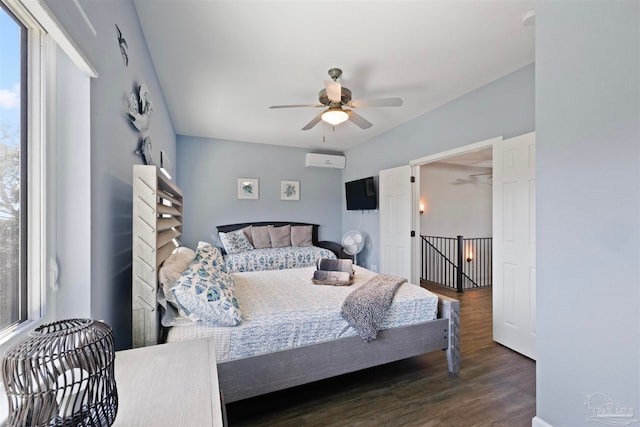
left=217, top=222, right=350, bottom=259
left=131, top=172, right=460, bottom=401
left=218, top=294, right=460, bottom=403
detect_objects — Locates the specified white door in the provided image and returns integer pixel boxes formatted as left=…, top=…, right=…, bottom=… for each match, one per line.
left=493, top=131, right=536, bottom=359
left=379, top=165, right=413, bottom=279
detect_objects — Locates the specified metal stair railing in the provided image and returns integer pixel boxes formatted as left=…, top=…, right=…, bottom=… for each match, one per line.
left=421, top=235, right=492, bottom=292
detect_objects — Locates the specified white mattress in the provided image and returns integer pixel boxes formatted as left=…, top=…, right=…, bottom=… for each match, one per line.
left=166, top=266, right=439, bottom=362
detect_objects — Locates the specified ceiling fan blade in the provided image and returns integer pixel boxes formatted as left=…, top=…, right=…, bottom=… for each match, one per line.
left=270, top=104, right=323, bottom=109
left=346, top=110, right=373, bottom=129
left=302, top=111, right=324, bottom=131
left=325, top=80, right=342, bottom=103
left=347, top=98, right=403, bottom=108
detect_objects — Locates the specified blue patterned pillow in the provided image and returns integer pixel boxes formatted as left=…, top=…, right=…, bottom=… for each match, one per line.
left=196, top=241, right=228, bottom=273
left=219, top=230, right=254, bottom=254
left=170, top=243, right=242, bottom=326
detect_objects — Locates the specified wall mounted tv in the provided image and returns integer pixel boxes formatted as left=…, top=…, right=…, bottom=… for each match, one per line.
left=345, top=176, right=377, bottom=210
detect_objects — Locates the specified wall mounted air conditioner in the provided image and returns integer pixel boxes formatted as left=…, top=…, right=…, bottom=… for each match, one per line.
left=305, top=153, right=346, bottom=169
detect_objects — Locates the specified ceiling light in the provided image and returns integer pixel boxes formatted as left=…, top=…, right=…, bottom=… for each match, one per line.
left=321, top=108, right=349, bottom=126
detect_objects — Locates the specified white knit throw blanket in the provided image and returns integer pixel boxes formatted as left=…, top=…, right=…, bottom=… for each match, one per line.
left=340, top=274, right=407, bottom=342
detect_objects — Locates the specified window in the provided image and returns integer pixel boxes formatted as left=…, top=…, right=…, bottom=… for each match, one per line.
left=0, top=3, right=27, bottom=334
left=0, top=0, right=95, bottom=354
left=0, top=0, right=46, bottom=344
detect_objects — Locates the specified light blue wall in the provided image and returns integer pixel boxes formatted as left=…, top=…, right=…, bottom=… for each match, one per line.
left=343, top=63, right=535, bottom=269
left=177, top=136, right=343, bottom=248
left=535, top=2, right=640, bottom=426
left=45, top=0, right=177, bottom=349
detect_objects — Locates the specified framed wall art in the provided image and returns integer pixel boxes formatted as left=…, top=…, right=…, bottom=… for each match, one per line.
left=281, top=180, right=300, bottom=201
left=237, top=178, right=259, bottom=200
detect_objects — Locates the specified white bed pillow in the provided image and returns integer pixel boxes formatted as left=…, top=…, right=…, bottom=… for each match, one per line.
left=158, top=247, right=197, bottom=326
left=159, top=247, right=197, bottom=306
left=170, top=243, right=242, bottom=327
left=219, top=229, right=254, bottom=254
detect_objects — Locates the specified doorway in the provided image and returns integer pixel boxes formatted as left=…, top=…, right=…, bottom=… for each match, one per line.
left=403, top=134, right=536, bottom=359
left=418, top=148, right=493, bottom=291
left=409, top=137, right=500, bottom=285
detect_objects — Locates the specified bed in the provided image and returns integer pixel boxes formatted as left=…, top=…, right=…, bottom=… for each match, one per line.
left=164, top=261, right=460, bottom=403
left=216, top=222, right=349, bottom=273
left=131, top=167, right=460, bottom=403
left=217, top=296, right=458, bottom=403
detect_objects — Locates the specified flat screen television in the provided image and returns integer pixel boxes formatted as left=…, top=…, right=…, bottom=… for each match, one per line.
left=345, top=176, right=377, bottom=210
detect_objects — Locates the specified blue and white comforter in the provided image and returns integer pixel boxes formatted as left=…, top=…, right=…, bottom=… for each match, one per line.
left=166, top=266, right=439, bottom=362
left=224, top=246, right=336, bottom=273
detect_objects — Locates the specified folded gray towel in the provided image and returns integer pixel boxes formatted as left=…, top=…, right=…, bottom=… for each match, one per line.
left=317, top=258, right=353, bottom=273
left=313, top=270, right=353, bottom=284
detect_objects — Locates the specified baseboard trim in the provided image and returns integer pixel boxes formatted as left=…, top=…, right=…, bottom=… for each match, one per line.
left=532, top=416, right=554, bottom=427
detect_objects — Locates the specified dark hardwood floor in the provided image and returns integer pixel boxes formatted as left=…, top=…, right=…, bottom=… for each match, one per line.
left=226, top=284, right=536, bottom=426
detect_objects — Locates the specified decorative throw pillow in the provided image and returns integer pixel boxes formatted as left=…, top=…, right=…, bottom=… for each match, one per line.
left=291, top=225, right=313, bottom=247
left=170, top=243, right=242, bottom=327
left=197, top=242, right=227, bottom=271
left=219, top=230, right=254, bottom=254
left=239, top=225, right=253, bottom=246
left=251, top=226, right=271, bottom=249
left=268, top=225, right=291, bottom=248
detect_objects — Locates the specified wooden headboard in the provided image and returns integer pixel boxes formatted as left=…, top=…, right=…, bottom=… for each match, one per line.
left=217, top=222, right=320, bottom=245
left=132, top=165, right=183, bottom=348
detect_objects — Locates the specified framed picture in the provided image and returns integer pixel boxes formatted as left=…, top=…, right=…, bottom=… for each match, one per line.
left=281, top=180, right=300, bottom=201
left=237, top=178, right=259, bottom=200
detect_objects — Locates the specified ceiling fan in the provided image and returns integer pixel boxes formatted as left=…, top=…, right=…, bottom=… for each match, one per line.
left=452, top=172, right=493, bottom=186
left=269, top=68, right=403, bottom=131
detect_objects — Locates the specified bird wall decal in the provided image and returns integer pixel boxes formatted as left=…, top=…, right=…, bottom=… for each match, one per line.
left=115, top=24, right=128, bottom=67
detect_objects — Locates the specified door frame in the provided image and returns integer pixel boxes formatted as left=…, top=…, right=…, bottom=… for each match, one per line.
left=408, top=136, right=502, bottom=285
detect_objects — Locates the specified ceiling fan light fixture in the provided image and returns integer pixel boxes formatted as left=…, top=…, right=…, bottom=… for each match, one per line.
left=321, top=108, right=349, bottom=126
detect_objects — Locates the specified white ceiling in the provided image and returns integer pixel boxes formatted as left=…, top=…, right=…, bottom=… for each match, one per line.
left=134, top=1, right=535, bottom=152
